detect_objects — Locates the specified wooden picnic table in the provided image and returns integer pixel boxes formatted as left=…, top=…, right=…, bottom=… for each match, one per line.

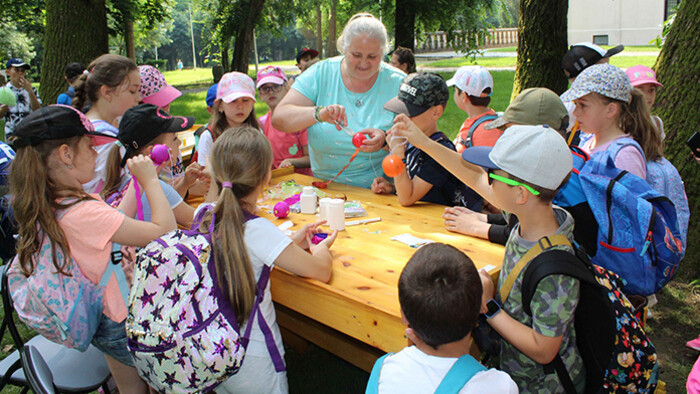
left=260, top=168, right=505, bottom=371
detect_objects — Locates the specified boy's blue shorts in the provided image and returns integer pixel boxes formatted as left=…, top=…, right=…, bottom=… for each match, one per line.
left=91, top=314, right=134, bottom=366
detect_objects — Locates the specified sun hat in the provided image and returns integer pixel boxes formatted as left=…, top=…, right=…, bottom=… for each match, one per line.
left=626, top=65, right=663, bottom=88
left=485, top=88, right=568, bottom=131
left=296, top=48, right=319, bottom=63
left=562, top=42, right=624, bottom=79
left=383, top=72, right=449, bottom=117
left=118, top=104, right=193, bottom=166
left=461, top=125, right=572, bottom=190
left=138, top=65, right=182, bottom=108
left=216, top=72, right=256, bottom=104
left=6, top=58, right=30, bottom=70
left=205, top=83, right=218, bottom=108
left=256, top=66, right=287, bottom=88
left=560, top=63, right=633, bottom=104
left=446, top=66, right=493, bottom=97
left=10, top=105, right=116, bottom=149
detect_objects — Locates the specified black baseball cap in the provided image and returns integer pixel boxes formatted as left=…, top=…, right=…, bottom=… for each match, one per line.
left=561, top=42, right=624, bottom=79
left=6, top=58, right=30, bottom=70
left=118, top=104, right=193, bottom=165
left=383, top=72, right=449, bottom=117
left=11, top=105, right=116, bottom=149
left=296, top=48, right=319, bottom=63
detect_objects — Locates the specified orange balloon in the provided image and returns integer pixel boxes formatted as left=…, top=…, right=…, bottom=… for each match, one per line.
left=382, top=154, right=405, bottom=177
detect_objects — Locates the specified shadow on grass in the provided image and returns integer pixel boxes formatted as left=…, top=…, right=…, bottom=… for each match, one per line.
left=286, top=343, right=369, bottom=394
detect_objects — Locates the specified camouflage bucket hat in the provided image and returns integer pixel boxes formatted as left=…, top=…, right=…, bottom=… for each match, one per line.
left=383, top=72, right=449, bottom=117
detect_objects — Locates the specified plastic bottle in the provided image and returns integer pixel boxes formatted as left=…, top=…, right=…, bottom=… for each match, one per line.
left=300, top=186, right=318, bottom=214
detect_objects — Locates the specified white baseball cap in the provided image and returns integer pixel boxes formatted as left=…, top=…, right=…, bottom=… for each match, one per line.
left=446, top=66, right=493, bottom=97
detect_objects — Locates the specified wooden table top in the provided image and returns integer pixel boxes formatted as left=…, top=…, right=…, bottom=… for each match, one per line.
left=262, top=170, right=505, bottom=353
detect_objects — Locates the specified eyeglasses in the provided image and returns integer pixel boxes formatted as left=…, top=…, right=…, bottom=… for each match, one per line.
left=259, top=84, right=283, bottom=94
left=487, top=169, right=540, bottom=196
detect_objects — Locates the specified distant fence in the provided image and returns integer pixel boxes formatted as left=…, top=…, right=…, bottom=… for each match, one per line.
left=416, top=28, right=518, bottom=53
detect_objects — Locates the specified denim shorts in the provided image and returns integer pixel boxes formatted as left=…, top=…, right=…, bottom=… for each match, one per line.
left=91, top=314, right=134, bottom=366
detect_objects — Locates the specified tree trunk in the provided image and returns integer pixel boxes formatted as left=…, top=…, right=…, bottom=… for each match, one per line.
left=41, top=0, right=108, bottom=104
left=221, top=37, right=230, bottom=73
left=316, top=4, right=323, bottom=58
left=511, top=0, right=568, bottom=99
left=125, top=19, right=136, bottom=62
left=326, top=0, right=337, bottom=57
left=394, top=0, right=415, bottom=51
left=653, top=0, right=700, bottom=279
left=230, top=0, right=266, bottom=73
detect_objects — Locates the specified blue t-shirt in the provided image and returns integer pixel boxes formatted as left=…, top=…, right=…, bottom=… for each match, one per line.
left=292, top=57, right=405, bottom=188
left=405, top=132, right=482, bottom=209
left=0, top=141, right=15, bottom=185
left=56, top=86, right=75, bottom=105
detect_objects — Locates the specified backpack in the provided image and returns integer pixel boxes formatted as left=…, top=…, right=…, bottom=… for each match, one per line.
left=521, top=240, right=659, bottom=393
left=6, top=201, right=129, bottom=351
left=365, top=353, right=487, bottom=394
left=126, top=205, right=285, bottom=393
left=0, top=194, right=18, bottom=261
left=643, top=158, right=689, bottom=252
left=455, top=113, right=499, bottom=150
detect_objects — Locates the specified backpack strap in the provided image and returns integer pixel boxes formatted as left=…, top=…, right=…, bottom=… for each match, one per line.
left=465, top=114, right=498, bottom=148
left=605, top=137, right=644, bottom=163
left=434, top=354, right=487, bottom=394
left=98, top=242, right=129, bottom=304
left=498, top=234, right=571, bottom=303
left=366, top=353, right=392, bottom=394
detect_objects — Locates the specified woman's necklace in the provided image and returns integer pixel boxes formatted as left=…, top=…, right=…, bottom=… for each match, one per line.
left=342, top=61, right=373, bottom=107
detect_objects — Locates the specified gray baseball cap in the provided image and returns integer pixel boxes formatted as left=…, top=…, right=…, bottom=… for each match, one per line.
left=384, top=72, right=449, bottom=117
left=461, top=125, right=572, bottom=190
left=560, top=63, right=633, bottom=103
left=485, top=88, right=569, bottom=131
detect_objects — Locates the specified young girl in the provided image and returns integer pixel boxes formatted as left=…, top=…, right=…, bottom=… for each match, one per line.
left=72, top=54, right=141, bottom=193
left=196, top=72, right=259, bottom=167
left=8, top=105, right=177, bottom=393
left=101, top=103, right=196, bottom=228
left=197, top=126, right=336, bottom=393
left=561, top=63, right=663, bottom=179
left=626, top=65, right=665, bottom=140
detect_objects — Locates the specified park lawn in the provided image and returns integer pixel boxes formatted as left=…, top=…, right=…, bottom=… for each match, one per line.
left=421, top=54, right=658, bottom=70
left=485, top=45, right=660, bottom=53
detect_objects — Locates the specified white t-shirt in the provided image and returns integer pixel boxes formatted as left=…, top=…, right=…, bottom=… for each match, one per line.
left=83, top=120, right=120, bottom=193
left=194, top=204, right=291, bottom=394
left=377, top=346, right=519, bottom=394
left=196, top=129, right=213, bottom=166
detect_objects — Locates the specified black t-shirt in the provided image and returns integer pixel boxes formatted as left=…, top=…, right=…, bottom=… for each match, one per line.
left=404, top=132, right=482, bottom=209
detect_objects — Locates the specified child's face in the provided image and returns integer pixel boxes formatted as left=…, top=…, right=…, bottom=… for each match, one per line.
left=73, top=136, right=97, bottom=184
left=108, top=70, right=142, bottom=117
left=572, top=93, right=615, bottom=134
left=218, top=97, right=255, bottom=127
left=636, top=83, right=657, bottom=109
left=297, top=55, right=318, bottom=72
left=6, top=66, right=26, bottom=85
left=453, top=88, right=467, bottom=111
left=390, top=54, right=408, bottom=73
left=258, top=82, right=289, bottom=110
left=160, top=132, right=181, bottom=158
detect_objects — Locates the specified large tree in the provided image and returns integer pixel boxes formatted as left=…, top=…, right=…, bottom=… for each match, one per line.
left=41, top=0, right=109, bottom=104
left=653, top=0, right=700, bottom=279
left=511, top=0, right=568, bottom=98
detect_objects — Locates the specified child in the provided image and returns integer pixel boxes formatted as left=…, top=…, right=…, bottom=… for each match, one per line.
left=193, top=126, right=336, bottom=393
left=56, top=62, right=84, bottom=105
left=101, top=103, right=196, bottom=228
left=256, top=66, right=311, bottom=176
left=72, top=54, right=141, bottom=193
left=0, top=58, right=42, bottom=139
left=447, top=66, right=498, bottom=152
left=389, top=46, right=416, bottom=74
left=296, top=48, right=319, bottom=73
left=561, top=63, right=663, bottom=179
left=372, top=72, right=481, bottom=210
left=8, top=105, right=176, bottom=393
left=196, top=72, right=259, bottom=167
left=369, top=243, right=517, bottom=393
left=390, top=120, right=582, bottom=392
left=626, top=65, right=665, bottom=140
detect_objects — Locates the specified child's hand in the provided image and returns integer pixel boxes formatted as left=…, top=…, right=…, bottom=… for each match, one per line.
left=390, top=114, right=429, bottom=149
left=183, top=162, right=204, bottom=187
left=478, top=268, right=496, bottom=313
left=310, top=230, right=338, bottom=252
left=442, top=206, right=488, bottom=236
left=127, top=155, right=158, bottom=185
left=291, top=220, right=326, bottom=249
left=279, top=159, right=294, bottom=168
left=318, top=104, right=347, bottom=129
left=371, top=177, right=395, bottom=194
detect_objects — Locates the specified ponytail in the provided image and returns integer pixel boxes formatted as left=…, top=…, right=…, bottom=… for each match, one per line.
left=619, top=89, right=663, bottom=161
left=72, top=54, right=137, bottom=112
left=100, top=143, right=126, bottom=200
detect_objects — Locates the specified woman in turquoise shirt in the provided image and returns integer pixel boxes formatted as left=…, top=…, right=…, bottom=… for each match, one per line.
left=273, top=13, right=406, bottom=188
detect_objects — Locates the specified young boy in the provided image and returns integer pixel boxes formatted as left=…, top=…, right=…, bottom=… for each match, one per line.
left=368, top=243, right=517, bottom=393
left=447, top=66, right=498, bottom=152
left=390, top=120, right=583, bottom=392
left=0, top=58, right=42, bottom=139
left=372, top=72, right=481, bottom=209
left=256, top=65, right=311, bottom=175
left=295, top=48, right=319, bottom=73
left=56, top=62, right=84, bottom=105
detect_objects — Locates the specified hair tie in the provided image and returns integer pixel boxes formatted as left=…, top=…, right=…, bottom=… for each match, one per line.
left=83, top=69, right=89, bottom=76
left=221, top=182, right=233, bottom=189
left=114, top=141, right=123, bottom=148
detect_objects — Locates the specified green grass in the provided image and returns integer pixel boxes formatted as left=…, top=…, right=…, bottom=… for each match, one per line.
left=168, top=89, right=274, bottom=126
left=609, top=56, right=658, bottom=69
left=483, top=45, right=660, bottom=53
left=420, top=55, right=659, bottom=69
left=161, top=68, right=214, bottom=87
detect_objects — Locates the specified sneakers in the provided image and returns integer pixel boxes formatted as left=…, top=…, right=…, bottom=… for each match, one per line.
left=687, top=335, right=700, bottom=351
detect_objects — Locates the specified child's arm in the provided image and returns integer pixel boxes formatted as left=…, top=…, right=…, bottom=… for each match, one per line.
left=390, top=114, right=499, bottom=207
left=110, top=155, right=177, bottom=247
left=173, top=162, right=205, bottom=197
left=393, top=168, right=434, bottom=207
left=173, top=201, right=195, bottom=228
left=279, top=145, right=310, bottom=169
left=274, top=231, right=337, bottom=283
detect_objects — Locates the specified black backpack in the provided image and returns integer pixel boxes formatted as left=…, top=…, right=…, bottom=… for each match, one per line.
left=0, top=194, right=17, bottom=261
left=521, top=246, right=659, bottom=393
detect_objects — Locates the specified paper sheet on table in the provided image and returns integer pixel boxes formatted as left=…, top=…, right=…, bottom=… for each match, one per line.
left=390, top=233, right=435, bottom=248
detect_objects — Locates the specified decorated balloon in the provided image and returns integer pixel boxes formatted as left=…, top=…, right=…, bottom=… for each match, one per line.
left=273, top=201, right=290, bottom=218
left=382, top=154, right=405, bottom=177
left=150, top=144, right=170, bottom=165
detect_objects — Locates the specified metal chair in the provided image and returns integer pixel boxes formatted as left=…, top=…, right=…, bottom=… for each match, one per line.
left=20, top=345, right=56, bottom=394
left=0, top=264, right=113, bottom=393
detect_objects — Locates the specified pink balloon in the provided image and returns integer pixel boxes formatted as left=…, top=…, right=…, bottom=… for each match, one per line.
left=274, top=201, right=290, bottom=218
left=150, top=144, right=170, bottom=165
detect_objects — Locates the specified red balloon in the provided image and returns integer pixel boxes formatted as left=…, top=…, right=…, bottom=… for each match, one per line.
left=382, top=154, right=405, bottom=177
left=352, top=132, right=366, bottom=148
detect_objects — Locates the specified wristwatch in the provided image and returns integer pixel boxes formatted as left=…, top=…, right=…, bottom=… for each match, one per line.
left=485, top=298, right=502, bottom=319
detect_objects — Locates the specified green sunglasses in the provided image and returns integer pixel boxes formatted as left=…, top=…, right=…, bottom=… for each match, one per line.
left=487, top=170, right=541, bottom=196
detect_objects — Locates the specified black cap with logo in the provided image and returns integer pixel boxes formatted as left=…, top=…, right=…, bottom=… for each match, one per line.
left=383, top=72, right=449, bottom=117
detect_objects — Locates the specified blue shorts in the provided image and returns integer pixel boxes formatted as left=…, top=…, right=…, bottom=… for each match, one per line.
left=91, top=314, right=134, bottom=366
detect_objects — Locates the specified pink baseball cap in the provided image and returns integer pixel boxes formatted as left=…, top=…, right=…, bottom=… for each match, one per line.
left=256, top=66, right=287, bottom=88
left=138, top=65, right=182, bottom=108
left=216, top=72, right=256, bottom=103
left=626, top=65, right=663, bottom=88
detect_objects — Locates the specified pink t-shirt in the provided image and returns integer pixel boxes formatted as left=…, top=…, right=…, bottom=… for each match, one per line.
left=581, top=135, right=647, bottom=179
left=59, top=195, right=127, bottom=322
left=259, top=113, right=312, bottom=176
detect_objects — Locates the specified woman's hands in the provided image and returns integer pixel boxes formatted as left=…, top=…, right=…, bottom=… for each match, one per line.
left=318, top=105, right=347, bottom=129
